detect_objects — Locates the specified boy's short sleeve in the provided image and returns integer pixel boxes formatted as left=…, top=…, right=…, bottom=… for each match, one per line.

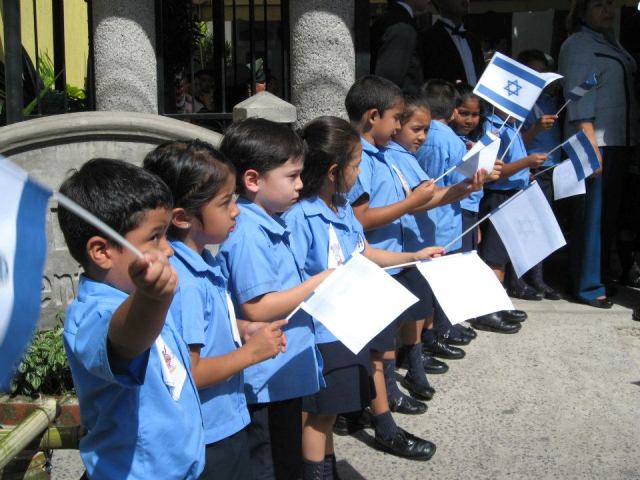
left=67, top=308, right=149, bottom=388
left=171, top=282, right=207, bottom=348
left=348, top=155, right=374, bottom=204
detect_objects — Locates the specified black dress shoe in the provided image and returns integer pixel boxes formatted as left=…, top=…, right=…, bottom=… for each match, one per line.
left=455, top=324, right=477, bottom=340
left=471, top=313, right=521, bottom=334
left=333, top=409, right=372, bottom=436
left=388, top=394, right=427, bottom=415
left=501, top=310, right=527, bottom=322
left=423, top=336, right=466, bottom=359
left=401, top=375, right=435, bottom=401
left=578, top=297, right=613, bottom=309
left=508, top=284, right=543, bottom=300
left=442, top=328, right=471, bottom=346
left=375, top=427, right=436, bottom=461
left=423, top=355, right=449, bottom=374
left=533, top=283, right=562, bottom=300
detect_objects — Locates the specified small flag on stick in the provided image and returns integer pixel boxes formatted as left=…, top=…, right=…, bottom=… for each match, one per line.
left=455, top=133, right=500, bottom=179
left=566, top=73, right=598, bottom=102
left=561, top=130, right=600, bottom=181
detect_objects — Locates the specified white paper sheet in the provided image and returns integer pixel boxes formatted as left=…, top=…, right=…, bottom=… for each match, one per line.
left=300, top=253, right=418, bottom=354
left=455, top=133, right=501, bottom=179
left=416, top=252, right=514, bottom=325
left=553, top=159, right=586, bottom=200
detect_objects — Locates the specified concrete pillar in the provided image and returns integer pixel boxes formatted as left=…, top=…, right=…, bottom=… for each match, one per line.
left=290, top=1, right=356, bottom=128
left=92, top=0, right=158, bottom=113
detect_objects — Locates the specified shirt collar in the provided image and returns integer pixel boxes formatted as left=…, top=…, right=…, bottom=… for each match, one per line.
left=360, top=137, right=380, bottom=154
left=170, top=239, right=224, bottom=277
left=396, top=1, right=413, bottom=18
left=77, top=274, right=128, bottom=302
left=386, top=140, right=410, bottom=154
left=439, top=16, right=466, bottom=33
left=298, top=197, right=351, bottom=228
left=237, top=196, right=289, bottom=238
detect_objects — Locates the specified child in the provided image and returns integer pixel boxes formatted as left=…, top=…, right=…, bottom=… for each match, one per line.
left=217, top=119, right=332, bottom=480
left=143, top=140, right=288, bottom=480
left=344, top=74, right=440, bottom=460
left=58, top=159, right=205, bottom=479
left=285, top=116, right=444, bottom=475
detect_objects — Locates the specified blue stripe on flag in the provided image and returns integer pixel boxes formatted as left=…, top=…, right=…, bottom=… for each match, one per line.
left=478, top=134, right=493, bottom=146
left=575, top=131, right=601, bottom=172
left=476, top=84, right=530, bottom=120
left=563, top=141, right=587, bottom=181
left=1, top=180, right=51, bottom=390
left=493, top=56, right=546, bottom=89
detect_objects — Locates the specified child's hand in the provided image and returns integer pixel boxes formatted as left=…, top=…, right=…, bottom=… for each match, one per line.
left=408, top=180, right=436, bottom=207
left=465, top=170, right=485, bottom=192
left=245, top=319, right=288, bottom=362
left=527, top=153, right=547, bottom=168
left=537, top=115, right=557, bottom=131
left=488, top=159, right=503, bottom=181
left=415, top=246, right=445, bottom=260
left=129, top=250, right=177, bottom=301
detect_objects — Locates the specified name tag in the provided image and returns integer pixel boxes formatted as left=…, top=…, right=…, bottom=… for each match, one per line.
left=328, top=223, right=346, bottom=268
left=155, top=335, right=187, bottom=401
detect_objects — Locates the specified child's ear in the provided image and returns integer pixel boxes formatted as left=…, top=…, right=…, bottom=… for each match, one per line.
left=86, top=236, right=113, bottom=270
left=171, top=207, right=193, bottom=230
left=243, top=169, right=261, bottom=194
left=327, top=163, right=339, bottom=183
left=364, top=108, right=380, bottom=127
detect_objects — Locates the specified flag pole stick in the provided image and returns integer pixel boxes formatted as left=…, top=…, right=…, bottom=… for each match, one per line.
left=432, top=164, right=459, bottom=184
left=555, top=99, right=571, bottom=116
left=498, top=120, right=525, bottom=163
left=530, top=163, right=559, bottom=180
left=498, top=115, right=510, bottom=132
left=382, top=259, right=423, bottom=271
left=53, top=192, right=144, bottom=259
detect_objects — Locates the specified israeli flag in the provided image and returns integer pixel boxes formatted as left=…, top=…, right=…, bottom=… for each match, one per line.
left=474, top=52, right=562, bottom=121
left=0, top=158, right=52, bottom=390
left=455, top=133, right=500, bottom=179
left=566, top=73, right=598, bottom=102
left=489, top=182, right=566, bottom=278
left=561, top=130, right=600, bottom=180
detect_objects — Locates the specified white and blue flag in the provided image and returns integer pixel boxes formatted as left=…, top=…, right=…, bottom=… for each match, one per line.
left=474, top=52, right=562, bottom=121
left=0, top=158, right=52, bottom=390
left=566, top=73, right=598, bottom=102
left=561, top=130, right=600, bottom=180
left=455, top=132, right=501, bottom=179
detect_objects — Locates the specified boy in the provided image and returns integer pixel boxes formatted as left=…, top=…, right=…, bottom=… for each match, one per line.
left=217, top=119, right=331, bottom=480
left=345, top=74, right=436, bottom=461
left=58, top=158, right=205, bottom=479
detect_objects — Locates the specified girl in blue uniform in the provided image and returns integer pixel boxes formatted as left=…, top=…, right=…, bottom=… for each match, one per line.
left=284, top=116, right=444, bottom=477
left=143, top=141, right=288, bottom=480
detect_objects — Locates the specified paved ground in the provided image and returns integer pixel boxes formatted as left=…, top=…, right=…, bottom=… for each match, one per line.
left=51, top=290, right=640, bottom=480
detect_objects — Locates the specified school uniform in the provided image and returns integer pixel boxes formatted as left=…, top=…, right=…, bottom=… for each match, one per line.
left=63, top=276, right=205, bottom=480
left=218, top=197, right=324, bottom=480
left=169, top=240, right=251, bottom=480
left=284, top=197, right=374, bottom=414
left=456, top=134, right=485, bottom=252
left=480, top=114, right=530, bottom=267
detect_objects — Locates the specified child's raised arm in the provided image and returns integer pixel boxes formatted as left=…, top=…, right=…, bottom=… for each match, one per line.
left=108, top=250, right=178, bottom=361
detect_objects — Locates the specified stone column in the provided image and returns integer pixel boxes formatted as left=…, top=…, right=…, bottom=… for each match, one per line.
left=92, top=1, right=158, bottom=113
left=290, top=1, right=356, bottom=128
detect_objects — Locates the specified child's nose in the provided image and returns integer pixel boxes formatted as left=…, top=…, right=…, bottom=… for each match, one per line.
left=161, top=238, right=174, bottom=258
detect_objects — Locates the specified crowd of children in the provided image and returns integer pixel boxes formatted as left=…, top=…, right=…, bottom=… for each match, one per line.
left=59, top=60, right=571, bottom=478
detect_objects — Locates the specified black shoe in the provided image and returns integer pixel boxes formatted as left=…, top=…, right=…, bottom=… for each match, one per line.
left=501, top=310, right=527, bottom=322
left=455, top=324, right=477, bottom=340
left=533, top=283, right=562, bottom=300
left=442, top=328, right=471, bottom=346
left=333, top=409, right=372, bottom=436
left=401, top=375, right=435, bottom=401
left=471, top=313, right=521, bottom=334
left=423, top=336, right=466, bottom=359
left=508, top=284, right=543, bottom=301
left=375, top=427, right=436, bottom=461
left=578, top=297, right=613, bottom=309
left=423, top=355, right=449, bottom=374
left=388, top=394, right=427, bottom=415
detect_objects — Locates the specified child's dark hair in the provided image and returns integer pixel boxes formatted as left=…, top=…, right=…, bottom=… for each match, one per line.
left=345, top=75, right=404, bottom=122
left=143, top=140, right=235, bottom=237
left=299, top=116, right=360, bottom=202
left=420, top=79, right=460, bottom=120
left=454, top=83, right=486, bottom=139
left=517, top=49, right=549, bottom=70
left=57, top=158, right=173, bottom=268
left=400, top=94, right=431, bottom=125
left=220, top=118, right=303, bottom=194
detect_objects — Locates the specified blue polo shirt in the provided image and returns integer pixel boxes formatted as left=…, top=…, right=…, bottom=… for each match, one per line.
left=523, top=93, right=562, bottom=167
left=217, top=197, right=324, bottom=404
left=283, top=197, right=367, bottom=344
left=455, top=134, right=485, bottom=213
left=169, top=240, right=251, bottom=445
left=485, top=113, right=530, bottom=191
left=347, top=138, right=409, bottom=275
left=64, top=276, right=205, bottom=479
left=415, top=120, right=466, bottom=250
left=385, top=141, right=437, bottom=251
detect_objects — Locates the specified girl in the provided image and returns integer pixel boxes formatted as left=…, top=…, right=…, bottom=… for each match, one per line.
left=143, top=140, right=288, bottom=480
left=284, top=116, right=444, bottom=478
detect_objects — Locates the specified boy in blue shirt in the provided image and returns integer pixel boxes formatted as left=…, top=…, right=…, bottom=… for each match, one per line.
left=58, top=159, right=205, bottom=479
left=218, top=119, right=331, bottom=480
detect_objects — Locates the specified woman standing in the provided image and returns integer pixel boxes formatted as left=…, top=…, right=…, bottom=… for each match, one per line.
left=558, top=0, right=639, bottom=308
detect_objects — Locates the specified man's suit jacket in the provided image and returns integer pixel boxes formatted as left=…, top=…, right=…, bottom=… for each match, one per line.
left=420, top=19, right=485, bottom=85
left=370, top=1, right=424, bottom=94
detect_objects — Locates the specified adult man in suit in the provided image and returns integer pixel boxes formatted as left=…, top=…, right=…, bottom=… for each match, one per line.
left=420, top=0, right=485, bottom=85
left=370, top=0, right=430, bottom=94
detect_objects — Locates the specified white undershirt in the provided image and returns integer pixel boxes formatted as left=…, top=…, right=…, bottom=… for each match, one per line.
left=438, top=16, right=477, bottom=85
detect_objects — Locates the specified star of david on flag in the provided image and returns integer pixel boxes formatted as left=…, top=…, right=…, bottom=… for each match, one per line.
left=474, top=52, right=562, bottom=121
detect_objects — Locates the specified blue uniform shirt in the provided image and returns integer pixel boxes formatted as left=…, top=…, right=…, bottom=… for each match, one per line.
left=385, top=141, right=437, bottom=251
left=455, top=134, right=485, bottom=213
left=485, top=113, right=530, bottom=191
left=218, top=197, right=324, bottom=404
left=64, top=276, right=205, bottom=480
left=169, top=240, right=251, bottom=445
left=415, top=120, right=466, bottom=250
left=284, top=197, right=367, bottom=344
left=523, top=93, right=562, bottom=167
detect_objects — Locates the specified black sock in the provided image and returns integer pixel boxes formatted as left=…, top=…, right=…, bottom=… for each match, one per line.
left=303, top=459, right=324, bottom=480
left=373, top=410, right=397, bottom=441
left=323, top=454, right=338, bottom=480
left=422, top=328, right=435, bottom=343
left=405, top=343, right=428, bottom=386
left=382, top=359, right=402, bottom=401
